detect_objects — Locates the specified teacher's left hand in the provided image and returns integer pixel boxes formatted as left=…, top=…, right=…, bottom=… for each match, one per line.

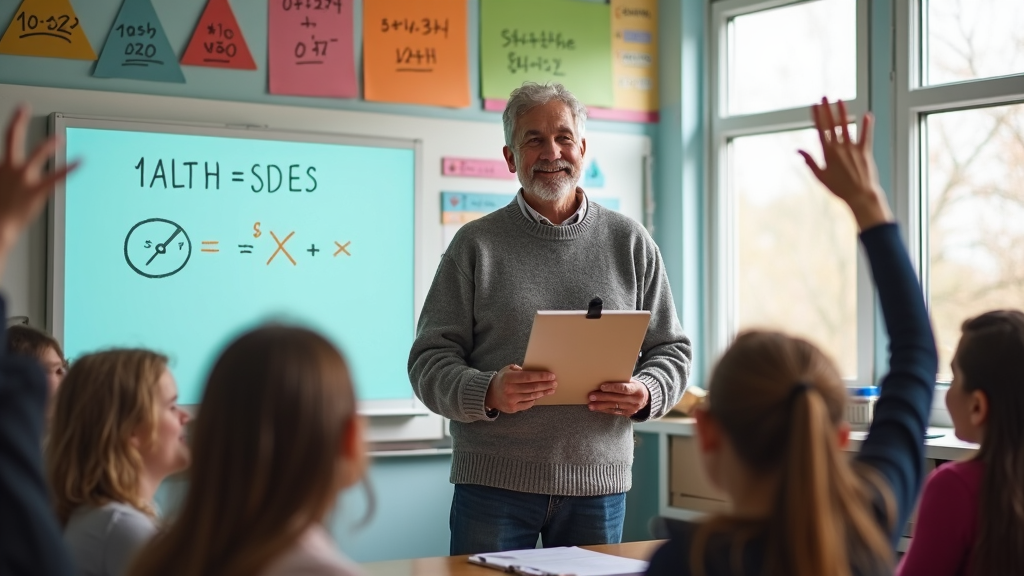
left=588, top=379, right=649, bottom=417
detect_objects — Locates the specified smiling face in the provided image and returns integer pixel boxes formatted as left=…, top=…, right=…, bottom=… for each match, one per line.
left=136, top=369, right=191, bottom=481
left=503, top=100, right=586, bottom=204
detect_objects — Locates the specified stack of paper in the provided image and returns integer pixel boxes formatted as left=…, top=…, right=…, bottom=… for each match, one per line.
left=469, top=546, right=649, bottom=576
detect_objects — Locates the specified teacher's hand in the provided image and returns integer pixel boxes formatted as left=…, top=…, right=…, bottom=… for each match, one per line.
left=485, top=364, right=557, bottom=414
left=589, top=379, right=649, bottom=417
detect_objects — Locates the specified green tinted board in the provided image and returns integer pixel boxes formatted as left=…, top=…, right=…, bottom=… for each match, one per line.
left=59, top=122, right=415, bottom=406
left=480, top=0, right=613, bottom=107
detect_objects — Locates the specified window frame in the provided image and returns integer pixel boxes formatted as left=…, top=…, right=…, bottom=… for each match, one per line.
left=707, top=0, right=874, bottom=385
left=894, top=0, right=1024, bottom=384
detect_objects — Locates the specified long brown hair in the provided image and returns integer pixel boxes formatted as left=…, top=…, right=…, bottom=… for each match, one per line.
left=46, top=349, right=168, bottom=524
left=955, top=310, right=1024, bottom=575
left=128, top=326, right=360, bottom=576
left=692, top=331, right=893, bottom=576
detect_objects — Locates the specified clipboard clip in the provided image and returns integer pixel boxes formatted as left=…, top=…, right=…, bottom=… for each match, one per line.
left=586, top=297, right=603, bottom=319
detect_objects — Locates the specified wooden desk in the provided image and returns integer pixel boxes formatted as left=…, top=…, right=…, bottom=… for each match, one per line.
left=361, top=540, right=665, bottom=576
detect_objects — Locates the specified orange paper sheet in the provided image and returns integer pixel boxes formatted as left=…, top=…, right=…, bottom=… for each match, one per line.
left=362, top=0, right=469, bottom=108
left=0, top=0, right=96, bottom=60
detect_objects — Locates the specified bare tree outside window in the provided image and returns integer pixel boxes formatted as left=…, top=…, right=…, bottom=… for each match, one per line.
left=923, top=0, right=1024, bottom=379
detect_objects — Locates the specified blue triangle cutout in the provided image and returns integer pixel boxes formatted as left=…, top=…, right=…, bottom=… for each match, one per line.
left=94, top=0, right=184, bottom=82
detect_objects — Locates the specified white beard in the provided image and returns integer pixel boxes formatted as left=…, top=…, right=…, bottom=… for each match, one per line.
left=519, top=161, right=578, bottom=202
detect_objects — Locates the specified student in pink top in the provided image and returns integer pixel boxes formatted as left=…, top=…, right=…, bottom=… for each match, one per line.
left=897, top=310, right=1024, bottom=575
left=127, top=327, right=369, bottom=576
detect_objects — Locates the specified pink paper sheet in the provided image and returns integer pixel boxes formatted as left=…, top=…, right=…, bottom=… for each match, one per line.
left=268, top=0, right=356, bottom=98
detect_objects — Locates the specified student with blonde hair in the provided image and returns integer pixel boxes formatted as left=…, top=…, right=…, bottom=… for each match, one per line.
left=897, top=310, right=1024, bottom=575
left=128, top=326, right=368, bottom=576
left=645, top=98, right=937, bottom=576
left=47, top=349, right=190, bottom=576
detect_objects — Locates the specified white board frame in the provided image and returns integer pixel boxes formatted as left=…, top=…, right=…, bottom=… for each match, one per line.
left=48, top=112, right=430, bottom=418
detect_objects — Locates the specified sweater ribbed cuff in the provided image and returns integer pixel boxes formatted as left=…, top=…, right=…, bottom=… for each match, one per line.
left=462, top=370, right=497, bottom=422
left=633, top=374, right=663, bottom=422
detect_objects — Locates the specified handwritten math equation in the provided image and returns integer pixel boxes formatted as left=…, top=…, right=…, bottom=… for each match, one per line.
left=500, top=29, right=575, bottom=76
left=13, top=10, right=80, bottom=42
left=133, top=157, right=319, bottom=193
left=200, top=22, right=240, bottom=61
left=380, top=18, right=449, bottom=38
left=124, top=218, right=352, bottom=279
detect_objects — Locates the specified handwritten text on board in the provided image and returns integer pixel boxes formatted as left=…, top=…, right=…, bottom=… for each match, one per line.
left=480, top=0, right=612, bottom=108
left=268, top=0, right=357, bottom=98
left=0, top=0, right=96, bottom=60
left=181, top=0, right=256, bottom=69
left=93, top=0, right=184, bottom=82
left=362, top=0, right=469, bottom=107
left=133, top=157, right=318, bottom=193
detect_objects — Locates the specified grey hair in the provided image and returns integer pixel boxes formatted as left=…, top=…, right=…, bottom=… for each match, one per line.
left=502, top=82, right=588, bottom=148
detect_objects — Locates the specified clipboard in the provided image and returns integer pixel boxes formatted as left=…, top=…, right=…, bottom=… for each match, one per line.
left=522, top=300, right=651, bottom=406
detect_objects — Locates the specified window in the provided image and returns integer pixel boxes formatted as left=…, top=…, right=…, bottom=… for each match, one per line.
left=710, top=0, right=870, bottom=380
left=898, top=0, right=1024, bottom=380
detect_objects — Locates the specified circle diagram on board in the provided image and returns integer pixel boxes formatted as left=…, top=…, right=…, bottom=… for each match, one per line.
left=124, top=218, right=192, bottom=279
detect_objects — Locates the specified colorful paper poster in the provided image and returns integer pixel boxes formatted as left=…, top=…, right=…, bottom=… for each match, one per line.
left=480, top=0, right=613, bottom=108
left=0, top=0, right=96, bottom=60
left=181, top=0, right=256, bottom=69
left=268, top=0, right=357, bottom=98
left=93, top=0, right=184, bottom=82
left=611, top=0, right=658, bottom=112
left=441, top=191, right=620, bottom=250
left=362, top=0, right=469, bottom=108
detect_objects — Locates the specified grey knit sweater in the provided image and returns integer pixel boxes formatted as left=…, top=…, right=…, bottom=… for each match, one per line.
left=408, top=200, right=692, bottom=496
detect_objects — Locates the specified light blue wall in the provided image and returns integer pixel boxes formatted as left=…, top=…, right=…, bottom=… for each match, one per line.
left=5, top=0, right=682, bottom=562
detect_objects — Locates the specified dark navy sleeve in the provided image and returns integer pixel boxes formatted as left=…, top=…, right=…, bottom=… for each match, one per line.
left=853, top=223, right=938, bottom=544
left=0, top=297, right=76, bottom=576
left=646, top=520, right=695, bottom=576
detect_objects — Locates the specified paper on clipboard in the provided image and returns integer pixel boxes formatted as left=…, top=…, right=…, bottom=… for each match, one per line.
left=522, top=310, right=650, bottom=406
left=469, top=546, right=649, bottom=576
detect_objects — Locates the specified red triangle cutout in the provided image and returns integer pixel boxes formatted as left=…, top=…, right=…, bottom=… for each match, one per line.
left=180, top=0, right=255, bottom=70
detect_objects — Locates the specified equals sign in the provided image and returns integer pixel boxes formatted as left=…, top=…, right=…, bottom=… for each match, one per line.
left=238, top=244, right=253, bottom=254
left=201, top=241, right=220, bottom=253
left=232, top=171, right=244, bottom=182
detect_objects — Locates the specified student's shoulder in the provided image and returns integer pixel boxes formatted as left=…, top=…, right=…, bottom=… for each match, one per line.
left=261, top=527, right=364, bottom=576
left=926, top=458, right=985, bottom=496
left=646, top=519, right=698, bottom=576
left=96, top=502, right=157, bottom=543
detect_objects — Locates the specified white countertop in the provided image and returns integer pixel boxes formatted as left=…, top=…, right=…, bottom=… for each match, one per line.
left=636, top=416, right=979, bottom=461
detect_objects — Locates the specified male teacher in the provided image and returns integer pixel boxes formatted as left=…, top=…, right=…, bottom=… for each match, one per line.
left=408, top=82, right=691, bottom=554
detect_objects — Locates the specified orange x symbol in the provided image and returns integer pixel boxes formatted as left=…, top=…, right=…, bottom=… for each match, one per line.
left=267, top=231, right=296, bottom=266
left=334, top=241, right=351, bottom=257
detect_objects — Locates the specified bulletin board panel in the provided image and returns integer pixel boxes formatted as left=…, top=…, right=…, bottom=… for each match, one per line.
left=0, top=82, right=651, bottom=442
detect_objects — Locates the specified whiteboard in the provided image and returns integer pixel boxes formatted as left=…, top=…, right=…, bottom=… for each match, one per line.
left=50, top=113, right=420, bottom=415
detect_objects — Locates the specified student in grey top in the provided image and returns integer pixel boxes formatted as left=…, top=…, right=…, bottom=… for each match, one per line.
left=409, top=82, right=692, bottom=554
left=47, top=350, right=190, bottom=576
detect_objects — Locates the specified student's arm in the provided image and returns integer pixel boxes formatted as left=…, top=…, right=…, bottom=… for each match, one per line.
left=896, top=465, right=976, bottom=576
left=799, top=98, right=937, bottom=541
left=0, top=106, right=77, bottom=576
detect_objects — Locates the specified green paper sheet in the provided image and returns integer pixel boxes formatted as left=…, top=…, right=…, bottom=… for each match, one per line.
left=480, top=0, right=612, bottom=108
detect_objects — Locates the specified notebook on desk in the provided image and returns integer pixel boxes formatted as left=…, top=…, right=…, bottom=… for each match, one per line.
left=468, top=547, right=649, bottom=576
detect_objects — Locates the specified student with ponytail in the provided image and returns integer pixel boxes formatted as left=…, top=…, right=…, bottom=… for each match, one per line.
left=645, top=97, right=937, bottom=576
left=897, top=310, right=1024, bottom=575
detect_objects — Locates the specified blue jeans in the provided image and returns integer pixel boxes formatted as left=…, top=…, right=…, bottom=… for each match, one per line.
left=449, top=483, right=626, bottom=555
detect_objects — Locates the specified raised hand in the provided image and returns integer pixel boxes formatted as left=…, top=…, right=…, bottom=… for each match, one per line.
left=0, top=106, right=78, bottom=265
left=798, top=97, right=893, bottom=231
left=485, top=364, right=558, bottom=414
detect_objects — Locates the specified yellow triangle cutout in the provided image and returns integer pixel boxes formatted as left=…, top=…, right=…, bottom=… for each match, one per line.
left=0, top=0, right=96, bottom=60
